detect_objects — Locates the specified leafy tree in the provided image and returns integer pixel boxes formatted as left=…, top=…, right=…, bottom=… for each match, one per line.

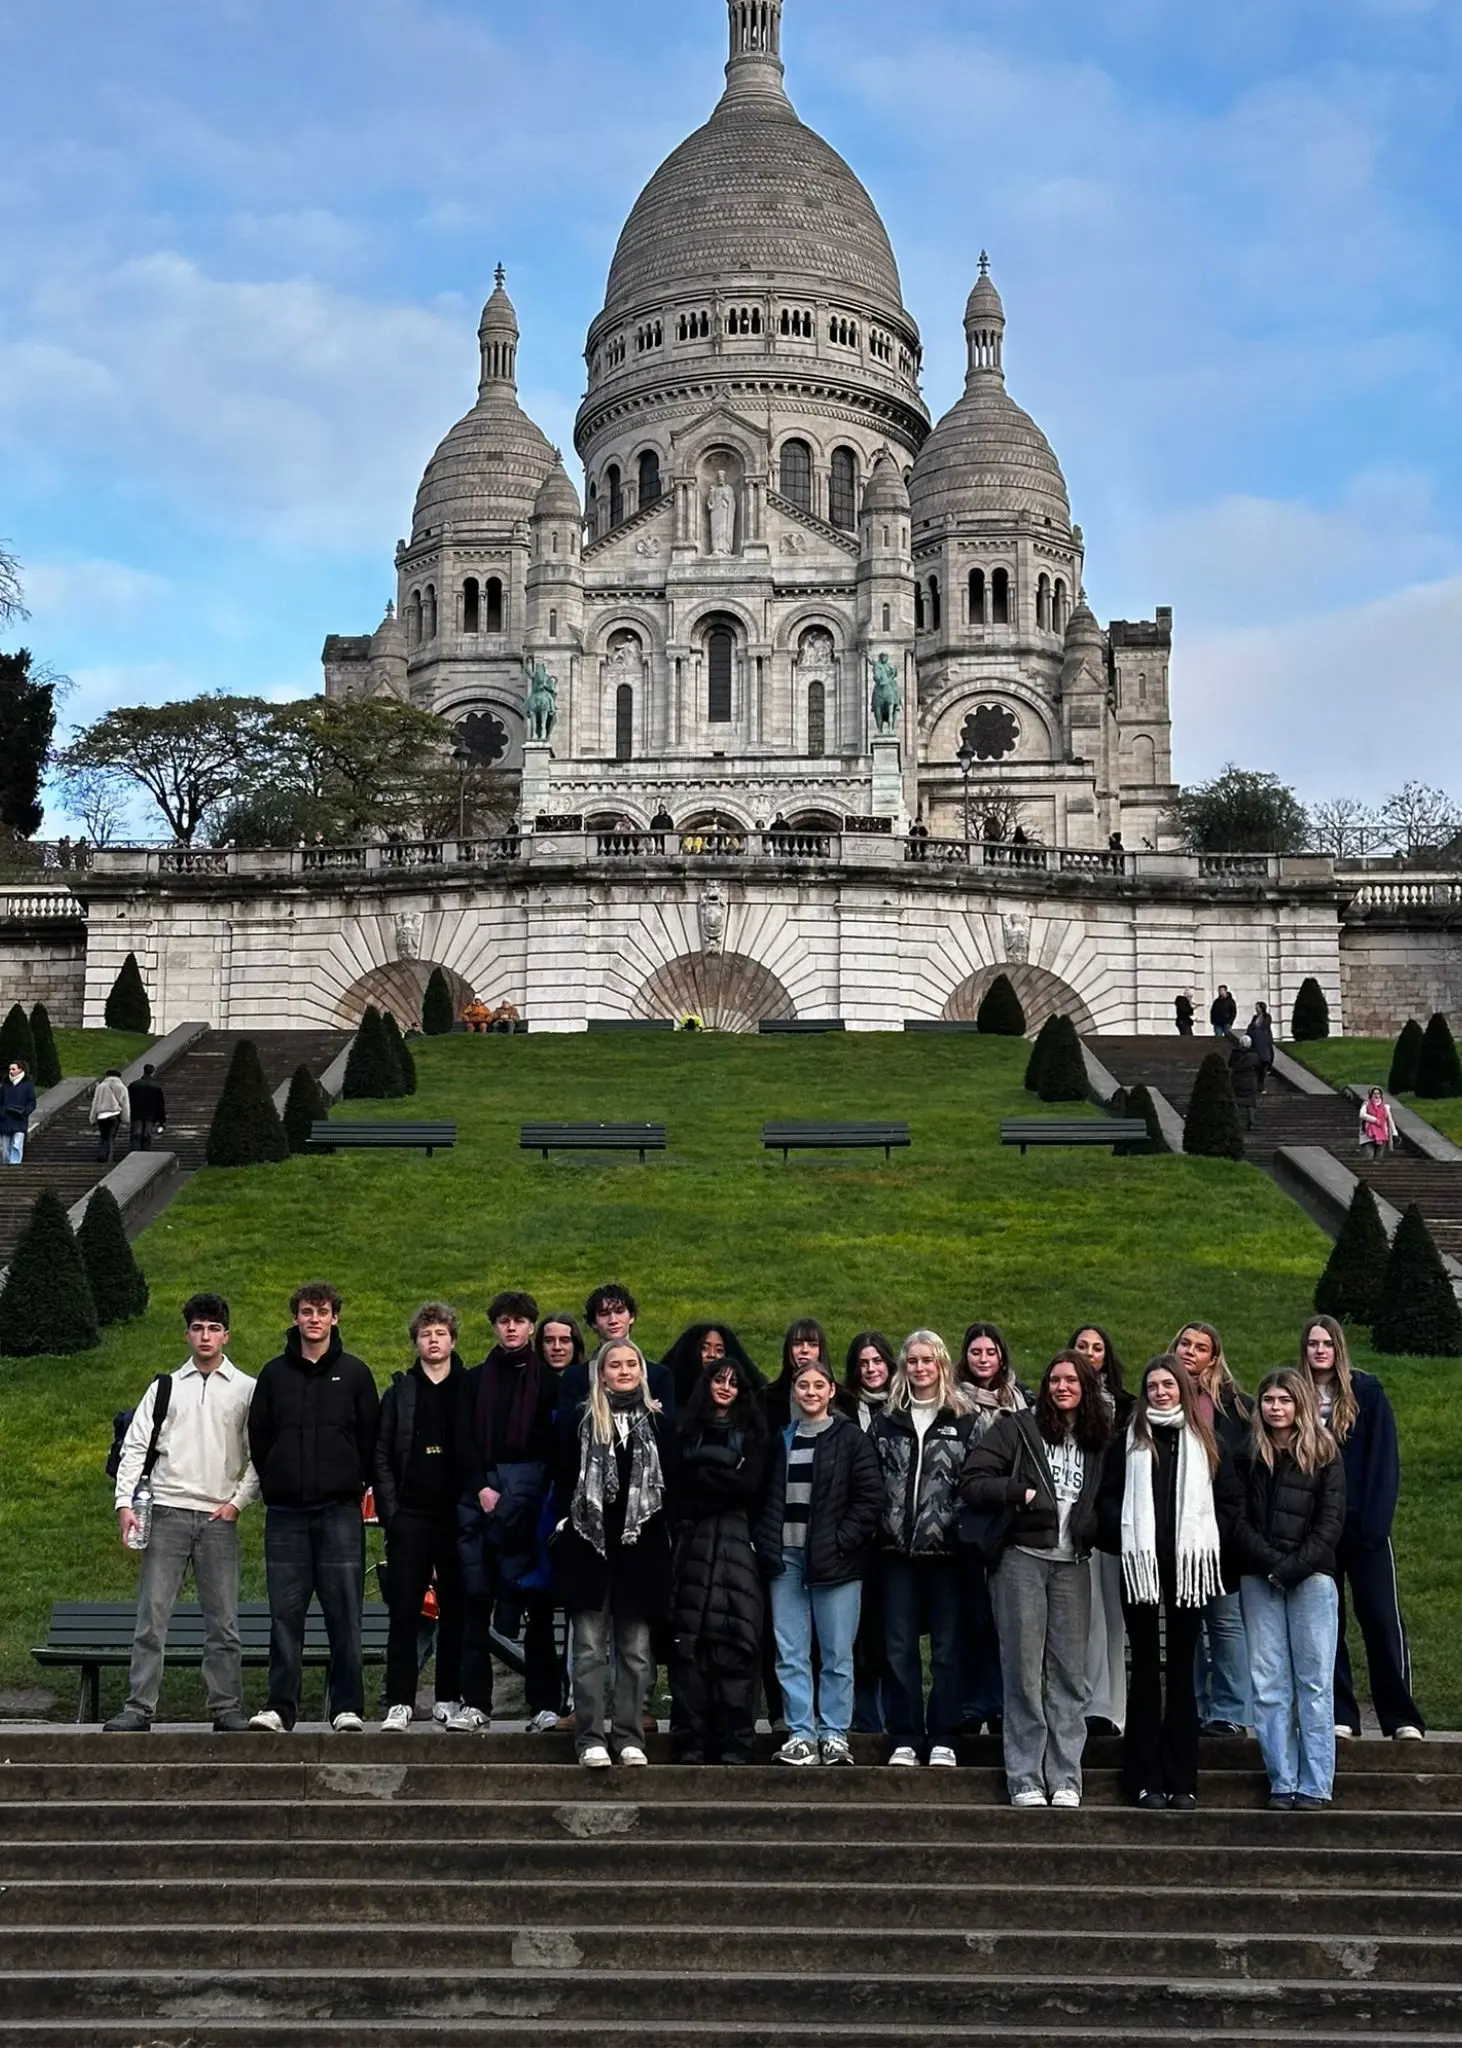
left=211, top=785, right=335, bottom=850
left=1389, top=1019, right=1424, bottom=1096
left=0, top=1003, right=36, bottom=1075
left=422, top=968, right=455, bottom=1037
left=1023, top=1014, right=1061, bottom=1094
left=0, top=651, right=57, bottom=841
left=1290, top=978, right=1330, bottom=1042
left=28, top=1003, right=61, bottom=1089
left=77, top=1186, right=149, bottom=1325
left=1378, top=782, right=1461, bottom=864
left=1416, top=1013, right=1462, bottom=1099
left=1035, top=1015, right=1088, bottom=1103
left=1306, top=797, right=1384, bottom=861
left=1166, top=765, right=1308, bottom=855
left=341, top=1006, right=400, bottom=1100
left=1372, top=1206, right=1462, bottom=1357
left=60, top=695, right=277, bottom=845
left=105, top=953, right=152, bottom=1033
left=1314, top=1181, right=1390, bottom=1325
left=1183, top=1053, right=1246, bottom=1160
left=204, top=1040, right=289, bottom=1167
left=0, top=1189, right=100, bottom=1357
left=267, top=697, right=451, bottom=840
left=380, top=1010, right=418, bottom=1096
left=1126, top=1083, right=1168, bottom=1154
left=976, top=973, right=1026, bottom=1036
left=281, top=1065, right=329, bottom=1154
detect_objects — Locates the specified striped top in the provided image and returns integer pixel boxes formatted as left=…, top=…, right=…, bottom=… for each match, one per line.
left=782, top=1416, right=834, bottom=1550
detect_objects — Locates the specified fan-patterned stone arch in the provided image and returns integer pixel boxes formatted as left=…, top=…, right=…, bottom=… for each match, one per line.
left=335, top=960, right=475, bottom=1031
left=943, top=964, right=1095, bottom=1036
left=631, top=951, right=796, bottom=1033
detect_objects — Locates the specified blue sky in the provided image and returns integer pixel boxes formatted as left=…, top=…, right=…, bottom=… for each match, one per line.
left=3, top=0, right=1460, bottom=824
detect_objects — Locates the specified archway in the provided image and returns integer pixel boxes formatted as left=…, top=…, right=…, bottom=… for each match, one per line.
left=943, top=964, right=1096, bottom=1035
left=335, top=960, right=476, bottom=1031
left=632, top=951, right=796, bottom=1033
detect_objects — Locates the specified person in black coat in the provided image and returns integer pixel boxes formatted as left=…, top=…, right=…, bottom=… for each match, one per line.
left=1227, top=1033, right=1263, bottom=1130
left=669, top=1356, right=770, bottom=1764
left=1210, top=986, right=1238, bottom=1035
left=0, top=1058, right=38, bottom=1166
left=1175, top=992, right=1195, bottom=1038
left=1231, top=1370, right=1347, bottom=1808
left=764, top=1318, right=835, bottom=1432
left=127, top=1063, right=166, bottom=1151
left=661, top=1322, right=763, bottom=1411
left=1070, top=1325, right=1132, bottom=1739
left=246, top=1283, right=380, bottom=1733
left=1248, top=1004, right=1276, bottom=1090
left=555, top=1283, right=677, bottom=1416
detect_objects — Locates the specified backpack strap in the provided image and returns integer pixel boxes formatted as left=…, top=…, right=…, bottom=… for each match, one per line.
left=139, top=1375, right=173, bottom=1482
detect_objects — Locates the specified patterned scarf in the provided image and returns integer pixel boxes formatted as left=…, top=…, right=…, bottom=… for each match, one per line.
left=572, top=1397, right=664, bottom=1557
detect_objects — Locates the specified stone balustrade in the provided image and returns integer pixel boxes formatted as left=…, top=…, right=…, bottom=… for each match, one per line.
left=0, top=888, right=85, bottom=922
left=1345, top=874, right=1462, bottom=912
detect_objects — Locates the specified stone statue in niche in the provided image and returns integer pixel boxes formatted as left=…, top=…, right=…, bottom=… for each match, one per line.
left=707, top=469, right=737, bottom=556
left=1001, top=913, right=1031, bottom=966
left=607, top=639, right=640, bottom=678
left=798, top=629, right=834, bottom=679
left=699, top=882, right=726, bottom=955
left=522, top=655, right=558, bottom=742
left=394, top=911, right=423, bottom=961
left=870, top=652, right=902, bottom=737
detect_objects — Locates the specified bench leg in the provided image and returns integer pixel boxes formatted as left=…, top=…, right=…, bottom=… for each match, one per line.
left=78, top=1663, right=100, bottom=1725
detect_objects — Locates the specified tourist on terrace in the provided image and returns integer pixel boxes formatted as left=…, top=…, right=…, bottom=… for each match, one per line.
left=0, top=1057, right=37, bottom=1165
left=555, top=1340, right=677, bottom=1768
left=961, top=1353, right=1112, bottom=1808
left=1172, top=1320, right=1253, bottom=1735
left=1175, top=992, right=1195, bottom=1037
left=1358, top=1087, right=1397, bottom=1161
left=758, top=1353, right=882, bottom=1767
left=1070, top=1325, right=1132, bottom=1740
left=372, top=1303, right=468, bottom=1733
left=1299, top=1317, right=1424, bottom=1740
left=1098, top=1354, right=1239, bottom=1809
left=89, top=1067, right=130, bottom=1163
left=669, top=1354, right=769, bottom=1764
left=841, top=1331, right=897, bottom=1733
left=871, top=1331, right=974, bottom=1768
left=1210, top=986, right=1238, bottom=1036
left=662, top=1321, right=763, bottom=1410
left=1230, top=1370, right=1346, bottom=1809
left=956, top=1322, right=1029, bottom=1738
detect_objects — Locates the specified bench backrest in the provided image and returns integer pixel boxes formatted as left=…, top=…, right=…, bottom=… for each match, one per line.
left=42, top=1600, right=390, bottom=1652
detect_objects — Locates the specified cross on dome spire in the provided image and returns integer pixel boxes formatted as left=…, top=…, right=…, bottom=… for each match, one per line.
left=724, top=0, right=787, bottom=102
left=964, top=253, right=1006, bottom=384
left=495, top=263, right=506, bottom=289
left=478, top=266, right=520, bottom=394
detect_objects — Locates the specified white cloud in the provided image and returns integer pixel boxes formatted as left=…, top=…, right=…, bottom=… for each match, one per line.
left=21, top=558, right=171, bottom=627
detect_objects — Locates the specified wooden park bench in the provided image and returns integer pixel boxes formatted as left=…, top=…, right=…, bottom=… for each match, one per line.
left=521, top=1122, right=668, bottom=1162
left=763, top=1121, right=910, bottom=1162
left=308, top=1121, right=457, bottom=1156
left=587, top=1019, right=674, bottom=1033
left=999, top=1118, right=1150, bottom=1157
left=758, top=1019, right=847, bottom=1035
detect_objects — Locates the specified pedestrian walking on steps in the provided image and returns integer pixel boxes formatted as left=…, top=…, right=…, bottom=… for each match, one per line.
left=1227, top=1032, right=1263, bottom=1132
left=128, top=1064, right=166, bottom=1151
left=1358, top=1088, right=1397, bottom=1162
left=0, top=1058, right=37, bottom=1166
left=89, top=1069, right=130, bottom=1163
left=1248, top=1005, right=1276, bottom=1091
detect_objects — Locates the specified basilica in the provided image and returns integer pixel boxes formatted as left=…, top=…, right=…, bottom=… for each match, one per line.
left=322, top=0, right=1176, bottom=852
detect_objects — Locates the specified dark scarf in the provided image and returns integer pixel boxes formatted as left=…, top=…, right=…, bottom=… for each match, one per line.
left=474, top=1344, right=548, bottom=1466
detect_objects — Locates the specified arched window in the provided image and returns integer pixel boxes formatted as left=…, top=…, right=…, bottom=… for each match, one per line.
left=708, top=626, right=735, bottom=723
left=829, top=447, right=857, bottom=532
left=549, top=608, right=559, bottom=639
left=1053, top=578, right=1068, bottom=633
left=424, top=585, right=438, bottom=639
left=969, top=568, right=986, bottom=625
left=484, top=577, right=504, bottom=633
left=638, top=450, right=661, bottom=508
left=881, top=603, right=891, bottom=633
left=408, top=589, right=423, bottom=646
left=914, top=581, right=926, bottom=632
left=992, top=567, right=1010, bottom=626
left=929, top=576, right=942, bottom=631
left=606, top=465, right=624, bottom=528
left=1036, top=573, right=1051, bottom=631
left=615, top=684, right=634, bottom=762
left=780, top=438, right=813, bottom=512
left=462, top=577, right=480, bottom=635
left=1132, top=735, right=1156, bottom=782
left=807, top=681, right=826, bottom=758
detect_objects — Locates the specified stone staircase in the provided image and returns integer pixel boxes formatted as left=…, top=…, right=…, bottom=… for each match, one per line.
left=0, top=1729, right=1457, bottom=2042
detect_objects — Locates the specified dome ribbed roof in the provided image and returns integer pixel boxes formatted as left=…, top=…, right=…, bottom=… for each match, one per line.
left=412, top=273, right=556, bottom=538
left=533, top=457, right=583, bottom=521
left=862, top=449, right=910, bottom=514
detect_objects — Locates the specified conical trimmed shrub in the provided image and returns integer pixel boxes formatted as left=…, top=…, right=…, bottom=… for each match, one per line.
left=341, top=1006, right=400, bottom=1101
left=205, top=1040, right=289, bottom=1166
left=1416, top=1013, right=1462, bottom=1100
left=422, top=967, right=455, bottom=1037
left=976, top=973, right=1026, bottom=1036
left=380, top=1011, right=417, bottom=1097
left=0, top=1003, right=36, bottom=1075
left=1183, top=1052, right=1246, bottom=1160
left=104, top=952, right=152, bottom=1033
left=1023, top=1015, right=1061, bottom=1094
left=282, top=1065, right=329, bottom=1154
left=1315, top=1180, right=1390, bottom=1325
left=77, top=1185, right=149, bottom=1326
left=1290, top=977, right=1330, bottom=1042
left=0, top=1189, right=100, bottom=1357
left=1035, top=1015, right=1089, bottom=1103
left=1389, top=1019, right=1425, bottom=1096
left=28, top=1003, right=61, bottom=1089
left=1126, top=1083, right=1168, bottom=1154
left=1372, top=1205, right=1462, bottom=1357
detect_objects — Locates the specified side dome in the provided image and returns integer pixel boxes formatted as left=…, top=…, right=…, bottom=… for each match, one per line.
left=412, top=270, right=556, bottom=538
left=532, top=457, right=583, bottom=523
left=862, top=448, right=910, bottom=515
left=910, top=258, right=1071, bottom=532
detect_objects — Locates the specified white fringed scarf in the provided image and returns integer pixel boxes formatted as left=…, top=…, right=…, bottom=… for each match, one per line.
left=1120, top=1409, right=1223, bottom=1608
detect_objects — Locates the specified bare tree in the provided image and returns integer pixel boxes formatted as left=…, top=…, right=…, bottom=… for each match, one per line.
left=62, top=767, right=130, bottom=847
left=1307, top=796, right=1384, bottom=860
left=0, top=541, right=27, bottom=628
left=1378, top=782, right=1462, bottom=864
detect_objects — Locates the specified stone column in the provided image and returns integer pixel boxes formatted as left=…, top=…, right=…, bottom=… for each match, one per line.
left=871, top=738, right=907, bottom=828
left=520, top=742, right=552, bottom=821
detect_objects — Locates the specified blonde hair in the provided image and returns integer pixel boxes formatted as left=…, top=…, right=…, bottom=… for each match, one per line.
left=890, top=1330, right=971, bottom=1415
left=584, top=1340, right=661, bottom=1445
left=1251, top=1368, right=1338, bottom=1475
left=1170, top=1320, right=1241, bottom=1406
left=1298, top=1315, right=1359, bottom=1443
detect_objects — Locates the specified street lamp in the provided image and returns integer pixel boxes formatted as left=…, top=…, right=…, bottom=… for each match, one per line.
left=451, top=743, right=471, bottom=841
left=957, top=742, right=976, bottom=855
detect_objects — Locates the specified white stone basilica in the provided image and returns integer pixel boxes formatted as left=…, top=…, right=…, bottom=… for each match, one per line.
left=323, top=0, right=1176, bottom=852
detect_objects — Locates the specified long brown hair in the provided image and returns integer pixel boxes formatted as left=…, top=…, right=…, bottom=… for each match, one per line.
left=1035, top=1352, right=1113, bottom=1455
left=1170, top=1319, right=1242, bottom=1407
left=1298, top=1315, right=1359, bottom=1443
left=1251, top=1368, right=1338, bottom=1475
left=1130, top=1354, right=1220, bottom=1475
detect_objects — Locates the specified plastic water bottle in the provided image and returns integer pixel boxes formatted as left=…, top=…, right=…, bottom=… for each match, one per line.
left=126, top=1482, right=153, bottom=1552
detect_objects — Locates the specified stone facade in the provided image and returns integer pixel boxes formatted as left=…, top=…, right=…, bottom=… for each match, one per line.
left=0, top=893, right=87, bottom=1023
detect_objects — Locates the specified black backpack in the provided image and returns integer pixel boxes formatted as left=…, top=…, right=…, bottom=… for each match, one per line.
left=106, top=1375, right=173, bottom=1483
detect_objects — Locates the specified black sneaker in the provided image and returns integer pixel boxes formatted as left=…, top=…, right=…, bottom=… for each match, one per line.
left=102, top=1710, right=151, bottom=1734
left=1293, top=1794, right=1328, bottom=1811
left=1268, top=1792, right=1296, bottom=1810
left=212, top=1711, right=251, bottom=1733
left=1201, top=1720, right=1244, bottom=1737
left=1137, top=1790, right=1167, bottom=1810
left=1168, top=1791, right=1198, bottom=1811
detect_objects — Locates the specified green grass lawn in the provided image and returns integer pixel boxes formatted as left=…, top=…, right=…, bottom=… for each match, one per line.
left=1289, top=1036, right=1462, bottom=1146
left=3, top=1032, right=1458, bottom=1722
left=52, top=1028, right=153, bottom=1079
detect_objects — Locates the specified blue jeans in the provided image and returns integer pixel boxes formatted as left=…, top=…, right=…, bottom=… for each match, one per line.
left=264, top=1503, right=365, bottom=1727
left=1196, top=1590, right=1251, bottom=1726
left=1241, top=1572, right=1339, bottom=1801
left=769, top=1548, right=861, bottom=1741
left=882, top=1554, right=962, bottom=1750
left=0, top=1132, right=23, bottom=1166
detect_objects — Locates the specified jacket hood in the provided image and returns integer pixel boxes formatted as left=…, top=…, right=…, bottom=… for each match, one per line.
left=284, top=1328, right=344, bottom=1374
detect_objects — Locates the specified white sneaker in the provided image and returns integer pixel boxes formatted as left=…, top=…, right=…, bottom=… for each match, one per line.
left=580, top=1744, right=612, bottom=1769
left=617, top=1745, right=649, bottom=1766
left=248, top=1709, right=287, bottom=1734
left=888, top=1745, right=920, bottom=1768
left=1011, top=1789, right=1047, bottom=1808
left=526, top=1709, right=561, bottom=1734
left=432, top=1699, right=463, bottom=1725
left=381, top=1704, right=413, bottom=1733
left=1334, top=1723, right=1355, bottom=1739
left=1395, top=1725, right=1425, bottom=1740
left=929, top=1745, right=958, bottom=1769
left=443, top=1705, right=489, bottom=1733
left=1050, top=1787, right=1081, bottom=1808
left=331, top=1711, right=365, bottom=1734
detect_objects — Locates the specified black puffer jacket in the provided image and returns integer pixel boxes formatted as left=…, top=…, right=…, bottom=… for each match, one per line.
left=871, top=1403, right=975, bottom=1557
left=248, top=1329, right=380, bottom=1507
left=1230, top=1444, right=1346, bottom=1588
left=959, top=1410, right=1103, bottom=1559
left=756, top=1417, right=882, bottom=1587
left=372, top=1355, right=466, bottom=1524
left=671, top=1422, right=769, bottom=1660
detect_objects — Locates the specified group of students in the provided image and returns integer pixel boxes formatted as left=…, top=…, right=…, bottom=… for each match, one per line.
left=108, top=1282, right=1421, bottom=1811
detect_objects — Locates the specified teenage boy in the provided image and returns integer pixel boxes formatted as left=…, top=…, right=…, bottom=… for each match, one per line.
left=557, top=1283, right=676, bottom=1415
left=448, top=1290, right=556, bottom=1732
left=105, top=1294, right=258, bottom=1732
left=0, top=1058, right=37, bottom=1166
left=374, top=1303, right=468, bottom=1732
left=247, top=1283, right=379, bottom=1734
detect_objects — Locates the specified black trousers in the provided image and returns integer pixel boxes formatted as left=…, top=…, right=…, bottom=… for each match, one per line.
left=524, top=1590, right=568, bottom=1715
left=383, top=1510, right=463, bottom=1710
left=670, top=1633, right=760, bottom=1763
left=1123, top=1595, right=1203, bottom=1798
left=1334, top=1540, right=1425, bottom=1736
